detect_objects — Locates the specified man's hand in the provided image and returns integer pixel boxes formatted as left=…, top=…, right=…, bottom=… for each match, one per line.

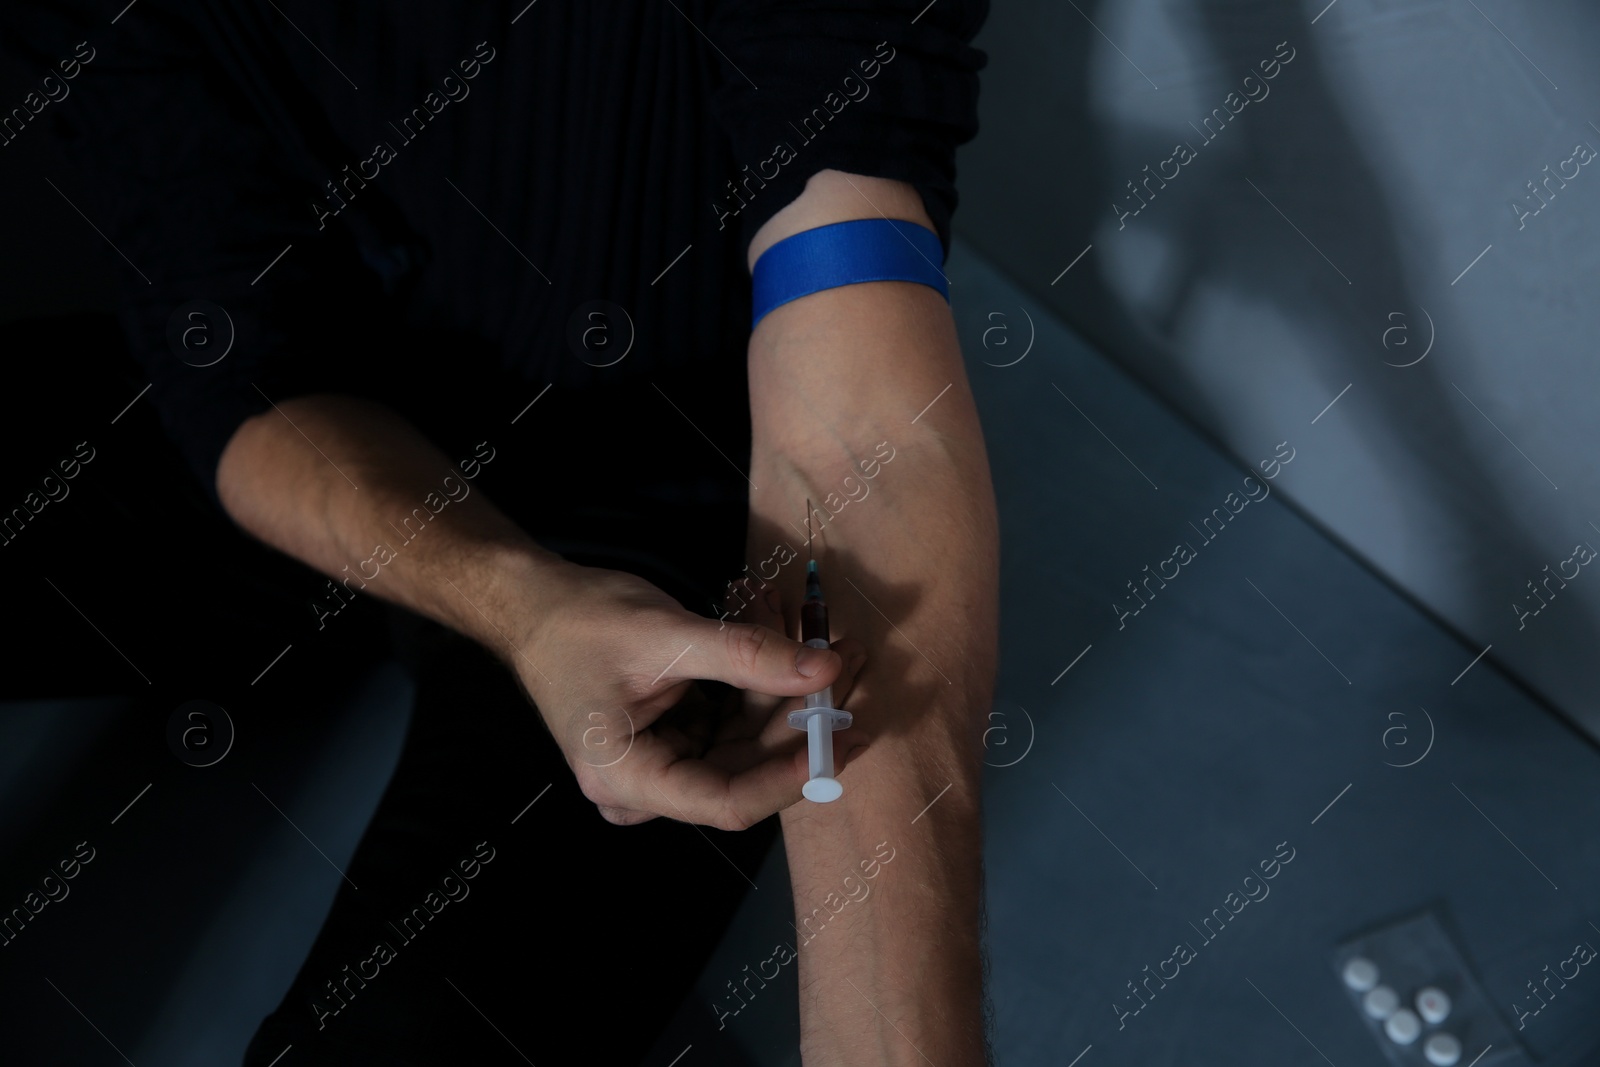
left=510, top=559, right=867, bottom=829
left=216, top=394, right=868, bottom=833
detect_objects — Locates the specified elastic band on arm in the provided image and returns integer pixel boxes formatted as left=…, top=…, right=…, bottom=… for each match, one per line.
left=750, top=218, right=949, bottom=330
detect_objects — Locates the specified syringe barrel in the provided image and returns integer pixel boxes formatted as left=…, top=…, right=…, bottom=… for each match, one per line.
left=806, top=713, right=834, bottom=781
left=801, top=600, right=828, bottom=644
left=802, top=637, right=832, bottom=709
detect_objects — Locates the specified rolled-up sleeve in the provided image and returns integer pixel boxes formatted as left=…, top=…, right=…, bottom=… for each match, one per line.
left=3, top=0, right=386, bottom=509
left=706, top=0, right=989, bottom=259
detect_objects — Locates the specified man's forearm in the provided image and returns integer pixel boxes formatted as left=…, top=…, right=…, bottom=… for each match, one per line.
left=770, top=435, right=995, bottom=1066
left=216, top=394, right=566, bottom=658
left=746, top=173, right=1000, bottom=1064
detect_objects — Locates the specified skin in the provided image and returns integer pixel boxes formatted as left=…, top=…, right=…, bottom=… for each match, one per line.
left=746, top=169, right=997, bottom=1067
left=216, top=167, right=997, bottom=1066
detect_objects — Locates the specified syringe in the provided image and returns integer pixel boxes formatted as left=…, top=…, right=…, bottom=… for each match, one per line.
left=788, top=500, right=852, bottom=802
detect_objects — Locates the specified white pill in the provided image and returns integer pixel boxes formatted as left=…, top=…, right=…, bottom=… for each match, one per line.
left=1424, top=1032, right=1462, bottom=1066
left=1416, top=986, right=1451, bottom=1024
left=1342, top=957, right=1379, bottom=991
left=1385, top=1008, right=1422, bottom=1045
left=1363, top=984, right=1399, bottom=1019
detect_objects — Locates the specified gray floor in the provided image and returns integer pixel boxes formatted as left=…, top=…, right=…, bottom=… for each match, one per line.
left=0, top=668, right=414, bottom=1067
left=129, top=667, right=414, bottom=1066
left=647, top=235, right=1600, bottom=1067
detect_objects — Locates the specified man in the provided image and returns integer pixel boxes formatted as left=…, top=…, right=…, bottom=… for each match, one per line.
left=5, top=1, right=998, bottom=1061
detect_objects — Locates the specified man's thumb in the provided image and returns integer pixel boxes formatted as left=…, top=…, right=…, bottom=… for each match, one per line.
left=675, top=617, right=841, bottom=695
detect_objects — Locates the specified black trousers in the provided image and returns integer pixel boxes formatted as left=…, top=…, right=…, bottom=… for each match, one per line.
left=242, top=485, right=776, bottom=1066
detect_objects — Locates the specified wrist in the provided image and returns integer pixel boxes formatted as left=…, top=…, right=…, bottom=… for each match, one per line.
left=794, top=922, right=987, bottom=1067
left=453, top=537, right=577, bottom=668
left=780, top=752, right=987, bottom=1065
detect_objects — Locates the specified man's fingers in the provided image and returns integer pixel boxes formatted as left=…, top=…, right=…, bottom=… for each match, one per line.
left=671, top=616, right=842, bottom=697
left=654, top=753, right=801, bottom=830
left=575, top=709, right=868, bottom=829
left=747, top=636, right=867, bottom=749
left=651, top=680, right=725, bottom=754
left=586, top=727, right=803, bottom=830
left=594, top=803, right=657, bottom=827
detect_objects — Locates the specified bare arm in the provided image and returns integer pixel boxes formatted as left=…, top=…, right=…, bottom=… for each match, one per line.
left=217, top=394, right=856, bottom=827
left=217, top=395, right=560, bottom=651
left=746, top=169, right=1000, bottom=1066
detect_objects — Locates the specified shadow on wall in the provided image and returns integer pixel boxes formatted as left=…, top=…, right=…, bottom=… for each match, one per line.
left=954, top=0, right=1600, bottom=737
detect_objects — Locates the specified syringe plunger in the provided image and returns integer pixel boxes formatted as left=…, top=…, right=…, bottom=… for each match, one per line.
left=790, top=636, right=851, bottom=802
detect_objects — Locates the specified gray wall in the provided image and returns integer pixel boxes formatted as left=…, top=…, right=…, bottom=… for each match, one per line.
left=954, top=0, right=1600, bottom=740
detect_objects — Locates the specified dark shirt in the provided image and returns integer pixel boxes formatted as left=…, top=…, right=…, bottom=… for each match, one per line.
left=4, top=0, right=986, bottom=513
